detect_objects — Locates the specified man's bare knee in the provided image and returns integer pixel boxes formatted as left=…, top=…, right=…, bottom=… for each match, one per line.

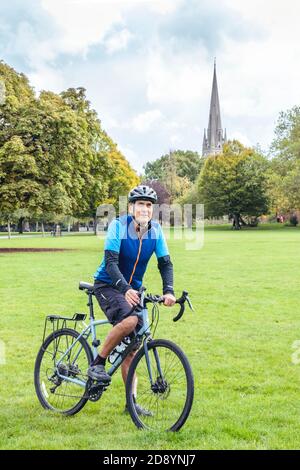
left=121, top=315, right=138, bottom=332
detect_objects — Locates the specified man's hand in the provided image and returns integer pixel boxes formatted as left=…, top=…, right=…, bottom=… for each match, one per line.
left=163, top=293, right=176, bottom=307
left=125, top=288, right=140, bottom=307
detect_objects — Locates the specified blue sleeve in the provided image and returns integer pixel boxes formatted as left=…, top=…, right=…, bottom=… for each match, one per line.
left=104, top=219, right=123, bottom=253
left=155, top=224, right=169, bottom=259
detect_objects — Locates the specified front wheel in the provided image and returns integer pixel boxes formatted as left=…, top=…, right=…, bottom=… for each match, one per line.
left=126, top=339, right=194, bottom=431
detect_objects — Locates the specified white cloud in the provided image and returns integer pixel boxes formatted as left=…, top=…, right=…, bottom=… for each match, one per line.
left=117, top=143, right=142, bottom=172
left=230, top=132, right=252, bottom=148
left=224, top=0, right=300, bottom=31
left=40, top=0, right=124, bottom=56
left=132, top=109, right=163, bottom=132
left=213, top=1, right=300, bottom=151
left=39, top=0, right=182, bottom=57
left=146, top=0, right=183, bottom=14
left=104, top=28, right=134, bottom=54
left=170, top=134, right=183, bottom=146
left=3, top=0, right=300, bottom=171
left=28, top=65, right=65, bottom=94
left=146, top=43, right=210, bottom=105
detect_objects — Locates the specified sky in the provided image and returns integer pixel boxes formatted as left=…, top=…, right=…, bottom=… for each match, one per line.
left=1, top=0, right=300, bottom=172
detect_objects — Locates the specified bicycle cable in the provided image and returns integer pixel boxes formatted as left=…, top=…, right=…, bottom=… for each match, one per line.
left=150, top=301, right=160, bottom=338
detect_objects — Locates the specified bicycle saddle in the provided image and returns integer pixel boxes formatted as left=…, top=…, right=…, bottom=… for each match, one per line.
left=79, top=281, right=94, bottom=293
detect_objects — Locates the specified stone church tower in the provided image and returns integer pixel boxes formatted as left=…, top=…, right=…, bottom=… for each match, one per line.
left=202, top=60, right=227, bottom=157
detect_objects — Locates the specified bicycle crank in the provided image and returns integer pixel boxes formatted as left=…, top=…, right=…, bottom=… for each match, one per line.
left=86, top=378, right=108, bottom=402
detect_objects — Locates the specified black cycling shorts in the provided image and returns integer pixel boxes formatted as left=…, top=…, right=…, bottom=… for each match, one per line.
left=93, top=282, right=140, bottom=326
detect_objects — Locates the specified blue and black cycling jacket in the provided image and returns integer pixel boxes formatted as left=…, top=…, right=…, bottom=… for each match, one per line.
left=94, top=215, right=174, bottom=296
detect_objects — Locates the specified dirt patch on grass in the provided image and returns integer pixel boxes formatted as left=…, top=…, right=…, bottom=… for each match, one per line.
left=0, top=248, right=74, bottom=253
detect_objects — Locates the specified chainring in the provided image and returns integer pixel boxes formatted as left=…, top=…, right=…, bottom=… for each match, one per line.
left=86, top=378, right=106, bottom=402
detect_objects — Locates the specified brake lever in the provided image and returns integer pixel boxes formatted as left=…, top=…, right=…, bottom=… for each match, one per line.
left=186, top=295, right=194, bottom=312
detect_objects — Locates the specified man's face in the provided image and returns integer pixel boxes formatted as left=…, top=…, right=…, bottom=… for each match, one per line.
left=130, top=200, right=153, bottom=226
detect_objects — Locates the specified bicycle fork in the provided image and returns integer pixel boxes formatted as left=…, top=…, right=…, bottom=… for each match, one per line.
left=143, top=340, right=164, bottom=388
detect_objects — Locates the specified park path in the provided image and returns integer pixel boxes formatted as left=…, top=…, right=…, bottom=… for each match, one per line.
left=0, top=232, right=96, bottom=239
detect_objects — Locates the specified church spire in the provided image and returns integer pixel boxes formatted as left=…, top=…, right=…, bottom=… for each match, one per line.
left=202, top=128, right=207, bottom=156
left=202, top=60, right=226, bottom=157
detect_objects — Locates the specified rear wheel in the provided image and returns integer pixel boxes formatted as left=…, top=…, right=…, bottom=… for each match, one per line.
left=34, top=328, right=93, bottom=415
left=126, top=339, right=194, bottom=431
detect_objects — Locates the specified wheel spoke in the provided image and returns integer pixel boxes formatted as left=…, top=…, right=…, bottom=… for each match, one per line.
left=35, top=330, right=91, bottom=415
left=126, top=341, right=193, bottom=431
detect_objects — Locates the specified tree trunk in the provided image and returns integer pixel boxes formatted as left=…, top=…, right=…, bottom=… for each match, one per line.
left=232, top=213, right=241, bottom=230
left=41, top=222, right=45, bottom=237
left=17, top=216, right=25, bottom=234
left=36, top=221, right=39, bottom=232
left=93, top=217, right=97, bottom=235
left=8, top=221, right=11, bottom=239
left=68, top=222, right=71, bottom=233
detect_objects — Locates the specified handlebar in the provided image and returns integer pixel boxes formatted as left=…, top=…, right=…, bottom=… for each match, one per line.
left=142, top=289, right=194, bottom=322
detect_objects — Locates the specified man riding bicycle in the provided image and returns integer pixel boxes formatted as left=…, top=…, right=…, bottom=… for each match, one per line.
left=88, top=185, right=176, bottom=415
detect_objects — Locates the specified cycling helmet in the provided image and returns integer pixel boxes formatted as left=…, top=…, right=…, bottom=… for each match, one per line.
left=128, top=185, right=157, bottom=203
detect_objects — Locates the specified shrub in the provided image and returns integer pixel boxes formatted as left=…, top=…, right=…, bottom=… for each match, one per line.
left=289, top=214, right=299, bottom=226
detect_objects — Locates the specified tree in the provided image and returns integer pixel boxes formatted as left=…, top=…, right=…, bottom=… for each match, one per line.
left=268, top=106, right=300, bottom=214
left=197, top=141, right=269, bottom=229
left=143, top=150, right=204, bottom=183
left=0, top=63, right=139, bottom=235
left=271, top=106, right=300, bottom=162
left=0, top=136, right=40, bottom=237
left=17, top=90, right=87, bottom=232
left=60, top=88, right=139, bottom=218
left=141, top=179, right=170, bottom=205
left=0, top=62, right=38, bottom=234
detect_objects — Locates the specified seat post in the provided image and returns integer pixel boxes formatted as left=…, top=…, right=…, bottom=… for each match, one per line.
left=87, top=291, right=95, bottom=320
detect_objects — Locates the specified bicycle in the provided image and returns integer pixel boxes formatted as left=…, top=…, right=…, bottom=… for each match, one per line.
left=34, top=282, right=195, bottom=431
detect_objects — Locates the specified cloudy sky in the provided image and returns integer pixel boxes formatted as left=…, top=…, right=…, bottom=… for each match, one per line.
left=1, top=0, right=300, bottom=172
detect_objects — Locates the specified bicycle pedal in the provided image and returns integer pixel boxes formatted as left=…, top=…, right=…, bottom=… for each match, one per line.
left=93, top=381, right=110, bottom=387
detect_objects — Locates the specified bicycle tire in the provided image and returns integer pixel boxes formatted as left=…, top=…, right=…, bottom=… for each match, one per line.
left=34, top=328, right=93, bottom=416
left=126, top=339, right=194, bottom=431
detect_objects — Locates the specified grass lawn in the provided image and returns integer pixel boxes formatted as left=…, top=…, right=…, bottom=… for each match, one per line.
left=0, top=225, right=300, bottom=450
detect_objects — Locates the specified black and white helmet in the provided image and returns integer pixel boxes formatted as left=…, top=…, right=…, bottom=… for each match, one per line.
left=128, top=185, right=157, bottom=204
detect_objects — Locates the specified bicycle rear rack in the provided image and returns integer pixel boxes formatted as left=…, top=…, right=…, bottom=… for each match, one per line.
left=42, top=313, right=87, bottom=343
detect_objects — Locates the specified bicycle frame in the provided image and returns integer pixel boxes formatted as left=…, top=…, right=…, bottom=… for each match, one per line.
left=54, top=293, right=155, bottom=388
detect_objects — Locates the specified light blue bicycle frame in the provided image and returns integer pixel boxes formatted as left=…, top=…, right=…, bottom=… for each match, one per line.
left=54, top=294, right=158, bottom=389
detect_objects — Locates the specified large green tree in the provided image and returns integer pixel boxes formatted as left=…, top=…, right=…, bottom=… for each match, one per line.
left=0, top=136, right=40, bottom=237
left=143, top=150, right=202, bottom=203
left=0, top=62, right=40, bottom=234
left=197, top=141, right=269, bottom=229
left=61, top=88, right=139, bottom=222
left=268, top=106, right=300, bottom=214
left=143, top=150, right=204, bottom=183
left=0, top=62, right=139, bottom=234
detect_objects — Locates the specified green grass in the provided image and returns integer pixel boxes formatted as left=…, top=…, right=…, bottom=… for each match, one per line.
left=0, top=225, right=300, bottom=450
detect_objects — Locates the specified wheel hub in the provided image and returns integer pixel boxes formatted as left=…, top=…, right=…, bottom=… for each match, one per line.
left=151, top=377, right=169, bottom=394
